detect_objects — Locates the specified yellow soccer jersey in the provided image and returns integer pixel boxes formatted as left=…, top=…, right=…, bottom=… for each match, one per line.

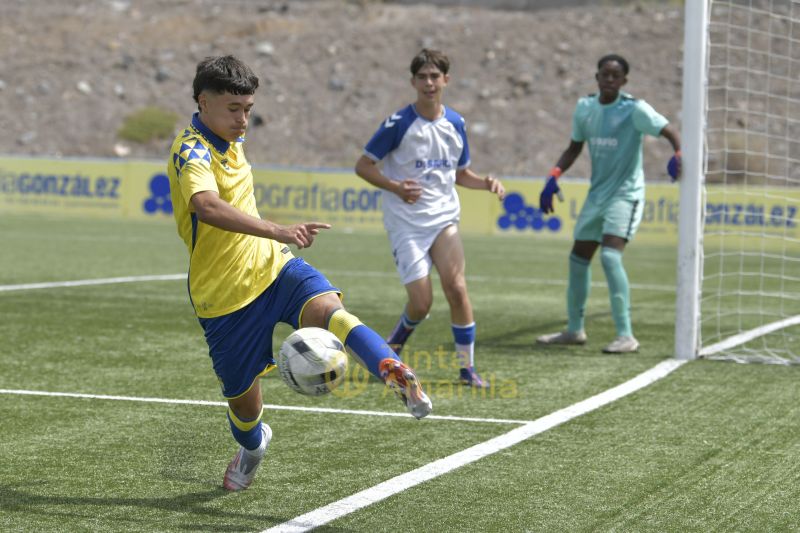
left=167, top=113, right=293, bottom=318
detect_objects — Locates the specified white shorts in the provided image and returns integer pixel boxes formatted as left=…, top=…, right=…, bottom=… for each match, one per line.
left=387, top=223, right=452, bottom=285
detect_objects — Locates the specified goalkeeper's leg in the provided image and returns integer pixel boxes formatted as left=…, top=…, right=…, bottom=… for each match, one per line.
left=567, top=251, right=592, bottom=333
left=537, top=241, right=597, bottom=346
left=599, top=236, right=639, bottom=353
left=600, top=245, right=632, bottom=338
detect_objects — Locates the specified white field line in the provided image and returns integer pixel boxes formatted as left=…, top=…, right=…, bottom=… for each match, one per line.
left=0, top=271, right=675, bottom=293
left=263, top=358, right=687, bottom=533
left=699, top=314, right=800, bottom=356
left=0, top=389, right=529, bottom=425
left=0, top=274, right=185, bottom=292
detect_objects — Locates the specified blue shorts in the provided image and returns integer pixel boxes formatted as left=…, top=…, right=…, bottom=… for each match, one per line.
left=198, top=257, right=341, bottom=399
left=573, top=196, right=643, bottom=242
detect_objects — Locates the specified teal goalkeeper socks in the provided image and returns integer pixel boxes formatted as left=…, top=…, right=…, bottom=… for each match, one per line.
left=600, top=247, right=632, bottom=337
left=567, top=253, right=591, bottom=332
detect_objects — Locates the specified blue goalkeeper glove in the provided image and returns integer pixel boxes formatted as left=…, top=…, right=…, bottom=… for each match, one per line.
left=667, top=151, right=682, bottom=182
left=539, top=167, right=564, bottom=214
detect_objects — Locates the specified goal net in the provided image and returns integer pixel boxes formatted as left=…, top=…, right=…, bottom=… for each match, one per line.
left=676, top=0, right=800, bottom=364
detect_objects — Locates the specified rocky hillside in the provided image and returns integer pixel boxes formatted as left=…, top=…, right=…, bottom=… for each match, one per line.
left=0, top=0, right=684, bottom=180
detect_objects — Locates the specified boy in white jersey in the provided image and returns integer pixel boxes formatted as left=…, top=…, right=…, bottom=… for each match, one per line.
left=355, top=49, right=505, bottom=388
left=536, top=54, right=681, bottom=353
left=168, top=56, right=431, bottom=492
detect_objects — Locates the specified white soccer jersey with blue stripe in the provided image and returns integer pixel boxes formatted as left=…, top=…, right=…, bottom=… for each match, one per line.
left=364, top=104, right=470, bottom=232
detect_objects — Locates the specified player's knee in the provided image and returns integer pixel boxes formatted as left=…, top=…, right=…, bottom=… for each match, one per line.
left=441, top=278, right=468, bottom=304
left=301, top=292, right=343, bottom=328
left=600, top=246, right=623, bottom=272
left=407, top=297, right=432, bottom=318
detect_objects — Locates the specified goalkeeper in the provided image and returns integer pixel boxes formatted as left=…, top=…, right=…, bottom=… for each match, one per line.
left=536, top=54, right=681, bottom=353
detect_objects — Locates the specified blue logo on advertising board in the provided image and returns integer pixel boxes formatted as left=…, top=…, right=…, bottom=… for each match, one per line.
left=143, top=173, right=172, bottom=214
left=497, top=192, right=560, bottom=232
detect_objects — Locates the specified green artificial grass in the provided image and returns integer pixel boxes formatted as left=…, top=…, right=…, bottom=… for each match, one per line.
left=1, top=213, right=798, bottom=532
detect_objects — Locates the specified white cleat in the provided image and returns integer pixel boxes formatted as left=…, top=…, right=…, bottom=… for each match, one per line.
left=223, top=423, right=272, bottom=491
left=536, top=330, right=587, bottom=345
left=379, top=358, right=432, bottom=420
left=602, top=336, right=640, bottom=353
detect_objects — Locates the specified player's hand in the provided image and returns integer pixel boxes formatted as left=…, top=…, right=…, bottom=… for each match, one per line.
left=485, top=175, right=506, bottom=200
left=539, top=175, right=563, bottom=214
left=667, top=151, right=682, bottom=182
left=281, top=222, right=331, bottom=249
left=396, top=179, right=422, bottom=204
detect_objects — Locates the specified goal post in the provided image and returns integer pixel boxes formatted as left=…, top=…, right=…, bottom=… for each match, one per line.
left=675, top=0, right=800, bottom=364
left=674, top=0, right=710, bottom=360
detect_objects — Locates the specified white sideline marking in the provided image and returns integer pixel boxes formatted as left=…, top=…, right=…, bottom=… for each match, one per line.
left=699, top=314, right=800, bottom=356
left=0, top=271, right=675, bottom=293
left=0, top=274, right=185, bottom=292
left=263, top=358, right=687, bottom=533
left=0, top=389, right=529, bottom=426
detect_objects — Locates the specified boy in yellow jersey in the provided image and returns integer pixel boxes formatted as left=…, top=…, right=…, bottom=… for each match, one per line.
left=167, top=55, right=431, bottom=492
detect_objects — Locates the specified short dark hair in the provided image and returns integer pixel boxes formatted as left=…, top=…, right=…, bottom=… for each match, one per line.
left=597, top=54, right=630, bottom=75
left=410, top=49, right=450, bottom=76
left=192, top=55, right=259, bottom=104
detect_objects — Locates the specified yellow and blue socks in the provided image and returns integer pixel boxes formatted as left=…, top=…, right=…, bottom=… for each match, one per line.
left=600, top=246, right=632, bottom=337
left=328, top=309, right=399, bottom=378
left=386, top=310, right=424, bottom=355
left=227, top=407, right=266, bottom=453
left=567, top=252, right=591, bottom=333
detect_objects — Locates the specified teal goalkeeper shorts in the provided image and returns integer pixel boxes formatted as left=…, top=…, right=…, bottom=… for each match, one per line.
left=573, top=195, right=644, bottom=242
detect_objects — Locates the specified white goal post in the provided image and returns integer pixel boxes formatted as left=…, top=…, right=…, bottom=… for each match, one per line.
left=675, top=0, right=800, bottom=363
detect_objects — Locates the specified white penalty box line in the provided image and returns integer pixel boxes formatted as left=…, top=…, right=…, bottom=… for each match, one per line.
left=262, top=358, right=687, bottom=533
left=0, top=388, right=531, bottom=426
left=0, top=363, right=687, bottom=533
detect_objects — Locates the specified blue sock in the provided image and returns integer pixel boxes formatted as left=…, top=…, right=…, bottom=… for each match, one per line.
left=227, top=408, right=263, bottom=451
left=386, top=310, right=423, bottom=355
left=328, top=309, right=399, bottom=379
left=451, top=322, right=476, bottom=368
left=600, top=247, right=632, bottom=337
left=567, top=253, right=591, bottom=332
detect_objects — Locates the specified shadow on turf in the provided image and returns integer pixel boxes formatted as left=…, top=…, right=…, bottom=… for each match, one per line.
left=477, top=310, right=611, bottom=353
left=0, top=484, right=350, bottom=532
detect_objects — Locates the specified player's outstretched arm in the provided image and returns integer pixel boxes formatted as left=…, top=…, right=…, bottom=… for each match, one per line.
left=355, top=155, right=422, bottom=204
left=660, top=125, right=682, bottom=181
left=540, top=140, right=583, bottom=214
left=190, top=190, right=330, bottom=248
left=455, top=168, right=505, bottom=200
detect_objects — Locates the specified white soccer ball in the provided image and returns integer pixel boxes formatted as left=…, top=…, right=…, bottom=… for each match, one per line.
left=277, top=327, right=349, bottom=396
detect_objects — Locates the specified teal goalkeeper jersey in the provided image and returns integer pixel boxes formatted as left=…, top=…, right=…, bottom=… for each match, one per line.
left=571, top=91, right=668, bottom=204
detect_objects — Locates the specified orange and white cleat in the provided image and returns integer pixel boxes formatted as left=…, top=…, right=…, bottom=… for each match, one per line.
left=379, top=358, right=432, bottom=420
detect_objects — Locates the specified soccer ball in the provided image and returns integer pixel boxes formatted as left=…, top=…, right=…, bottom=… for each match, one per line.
left=277, top=327, right=349, bottom=396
